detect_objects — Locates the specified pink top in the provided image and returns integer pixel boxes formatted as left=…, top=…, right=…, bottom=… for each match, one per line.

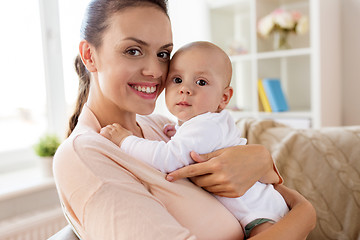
left=53, top=105, right=243, bottom=240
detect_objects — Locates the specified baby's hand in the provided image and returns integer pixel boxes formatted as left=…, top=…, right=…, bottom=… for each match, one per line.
left=100, top=123, right=133, bottom=146
left=163, top=123, right=176, bottom=138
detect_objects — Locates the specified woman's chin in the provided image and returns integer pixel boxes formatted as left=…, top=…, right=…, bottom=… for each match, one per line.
left=137, top=105, right=156, bottom=116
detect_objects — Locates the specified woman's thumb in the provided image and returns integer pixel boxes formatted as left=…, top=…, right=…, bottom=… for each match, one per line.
left=190, top=151, right=209, bottom=163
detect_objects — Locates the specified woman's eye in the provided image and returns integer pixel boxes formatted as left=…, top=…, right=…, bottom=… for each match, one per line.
left=172, top=77, right=182, bottom=84
left=158, top=51, right=170, bottom=60
left=196, top=79, right=207, bottom=86
left=126, top=48, right=142, bottom=56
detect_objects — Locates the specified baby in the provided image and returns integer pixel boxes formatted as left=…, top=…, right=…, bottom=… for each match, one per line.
left=100, top=41, right=288, bottom=238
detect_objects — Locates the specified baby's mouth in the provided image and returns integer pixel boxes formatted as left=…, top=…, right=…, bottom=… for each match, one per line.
left=176, top=101, right=191, bottom=106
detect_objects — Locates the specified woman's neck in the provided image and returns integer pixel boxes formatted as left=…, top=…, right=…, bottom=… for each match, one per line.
left=87, top=96, right=144, bottom=138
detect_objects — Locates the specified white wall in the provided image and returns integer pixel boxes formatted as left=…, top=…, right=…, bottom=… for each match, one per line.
left=168, top=0, right=211, bottom=51
left=341, top=0, right=360, bottom=126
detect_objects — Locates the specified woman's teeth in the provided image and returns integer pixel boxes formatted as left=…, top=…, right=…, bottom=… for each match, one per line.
left=132, top=85, right=157, bottom=94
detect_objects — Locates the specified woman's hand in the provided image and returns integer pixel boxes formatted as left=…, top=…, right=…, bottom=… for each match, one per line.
left=166, top=144, right=280, bottom=197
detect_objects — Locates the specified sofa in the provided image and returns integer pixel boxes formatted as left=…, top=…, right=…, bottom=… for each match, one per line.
left=51, top=118, right=360, bottom=240
left=236, top=118, right=360, bottom=240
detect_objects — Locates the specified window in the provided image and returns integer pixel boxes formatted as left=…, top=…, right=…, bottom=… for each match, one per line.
left=0, top=1, right=46, bottom=153
left=0, top=0, right=89, bottom=173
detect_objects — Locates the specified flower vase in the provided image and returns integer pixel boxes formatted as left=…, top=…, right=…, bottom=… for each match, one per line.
left=273, top=30, right=290, bottom=50
left=37, top=156, right=54, bottom=177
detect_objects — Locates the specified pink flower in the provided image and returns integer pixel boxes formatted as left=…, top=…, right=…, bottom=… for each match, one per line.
left=273, top=9, right=295, bottom=29
left=291, top=11, right=302, bottom=21
left=257, top=8, right=308, bottom=37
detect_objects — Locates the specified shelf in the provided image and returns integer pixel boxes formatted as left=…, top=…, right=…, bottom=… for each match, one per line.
left=230, top=48, right=311, bottom=63
left=228, top=110, right=312, bottom=128
left=257, top=111, right=312, bottom=118
left=207, top=0, right=341, bottom=128
left=228, top=109, right=312, bottom=119
left=257, top=48, right=311, bottom=59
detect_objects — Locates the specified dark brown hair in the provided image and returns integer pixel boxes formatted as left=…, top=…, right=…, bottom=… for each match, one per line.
left=68, top=0, right=169, bottom=136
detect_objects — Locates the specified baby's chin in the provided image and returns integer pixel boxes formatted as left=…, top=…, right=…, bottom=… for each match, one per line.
left=176, top=115, right=197, bottom=126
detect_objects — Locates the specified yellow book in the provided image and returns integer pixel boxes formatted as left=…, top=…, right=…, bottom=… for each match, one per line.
left=258, top=79, right=272, bottom=112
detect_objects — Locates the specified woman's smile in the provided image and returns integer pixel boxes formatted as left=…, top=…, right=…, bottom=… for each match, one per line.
left=129, top=83, right=159, bottom=99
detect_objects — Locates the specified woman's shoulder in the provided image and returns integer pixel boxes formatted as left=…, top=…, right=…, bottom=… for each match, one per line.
left=55, top=129, right=110, bottom=162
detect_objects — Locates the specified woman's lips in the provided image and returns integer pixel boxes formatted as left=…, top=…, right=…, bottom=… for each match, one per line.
left=129, top=83, right=158, bottom=99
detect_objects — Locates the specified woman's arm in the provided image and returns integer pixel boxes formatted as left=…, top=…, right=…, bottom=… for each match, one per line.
left=249, top=184, right=316, bottom=240
left=54, top=133, right=198, bottom=240
left=166, top=144, right=280, bottom=198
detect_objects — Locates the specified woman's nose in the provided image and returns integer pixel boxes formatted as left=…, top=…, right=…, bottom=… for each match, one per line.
left=142, top=57, right=165, bottom=79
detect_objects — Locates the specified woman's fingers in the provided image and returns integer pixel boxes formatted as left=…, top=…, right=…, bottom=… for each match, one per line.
left=190, top=173, right=243, bottom=198
left=166, top=160, right=213, bottom=181
left=201, top=185, right=240, bottom=198
left=196, top=148, right=225, bottom=161
left=190, top=151, right=209, bottom=163
left=166, top=151, right=212, bottom=181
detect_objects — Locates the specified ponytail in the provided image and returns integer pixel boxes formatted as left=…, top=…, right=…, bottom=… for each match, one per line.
left=67, top=55, right=90, bottom=137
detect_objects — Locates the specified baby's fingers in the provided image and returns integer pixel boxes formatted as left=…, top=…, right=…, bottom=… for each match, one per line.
left=100, top=126, right=113, bottom=139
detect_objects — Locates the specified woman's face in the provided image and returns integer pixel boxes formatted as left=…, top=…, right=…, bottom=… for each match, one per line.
left=91, top=6, right=173, bottom=115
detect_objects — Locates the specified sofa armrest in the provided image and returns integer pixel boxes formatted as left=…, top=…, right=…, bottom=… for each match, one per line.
left=48, top=225, right=79, bottom=240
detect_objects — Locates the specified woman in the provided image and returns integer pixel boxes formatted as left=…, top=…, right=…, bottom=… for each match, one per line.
left=53, top=0, right=316, bottom=239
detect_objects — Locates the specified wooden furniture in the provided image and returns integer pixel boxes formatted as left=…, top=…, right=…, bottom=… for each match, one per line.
left=206, top=0, right=341, bottom=128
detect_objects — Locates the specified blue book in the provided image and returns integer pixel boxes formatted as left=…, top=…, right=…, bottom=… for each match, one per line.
left=262, top=79, right=289, bottom=112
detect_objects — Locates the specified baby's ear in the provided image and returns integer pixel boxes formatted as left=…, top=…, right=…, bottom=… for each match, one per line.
left=218, top=86, right=233, bottom=111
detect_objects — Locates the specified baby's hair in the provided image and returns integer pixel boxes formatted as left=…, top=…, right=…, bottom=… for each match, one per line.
left=68, top=0, right=169, bottom=137
left=172, top=41, right=233, bottom=87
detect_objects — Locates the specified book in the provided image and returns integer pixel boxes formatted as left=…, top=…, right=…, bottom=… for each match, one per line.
left=261, top=79, right=289, bottom=112
left=257, top=79, right=272, bottom=112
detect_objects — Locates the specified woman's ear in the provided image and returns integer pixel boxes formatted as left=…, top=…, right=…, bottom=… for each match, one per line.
left=79, top=40, right=97, bottom=72
left=218, top=86, right=233, bottom=111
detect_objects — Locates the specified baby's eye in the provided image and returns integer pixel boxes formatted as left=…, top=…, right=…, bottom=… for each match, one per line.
left=158, top=51, right=170, bottom=60
left=172, top=77, right=182, bottom=84
left=126, top=48, right=142, bottom=56
left=196, top=79, right=208, bottom=86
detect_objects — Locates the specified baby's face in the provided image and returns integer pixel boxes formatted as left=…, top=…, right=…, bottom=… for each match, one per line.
left=165, top=47, right=229, bottom=124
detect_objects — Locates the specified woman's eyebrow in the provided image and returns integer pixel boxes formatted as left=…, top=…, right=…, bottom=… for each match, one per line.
left=122, top=37, right=173, bottom=49
left=161, top=43, right=173, bottom=49
left=123, top=37, right=148, bottom=46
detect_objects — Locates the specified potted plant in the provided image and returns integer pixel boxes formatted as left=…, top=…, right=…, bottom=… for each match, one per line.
left=33, top=134, right=61, bottom=177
